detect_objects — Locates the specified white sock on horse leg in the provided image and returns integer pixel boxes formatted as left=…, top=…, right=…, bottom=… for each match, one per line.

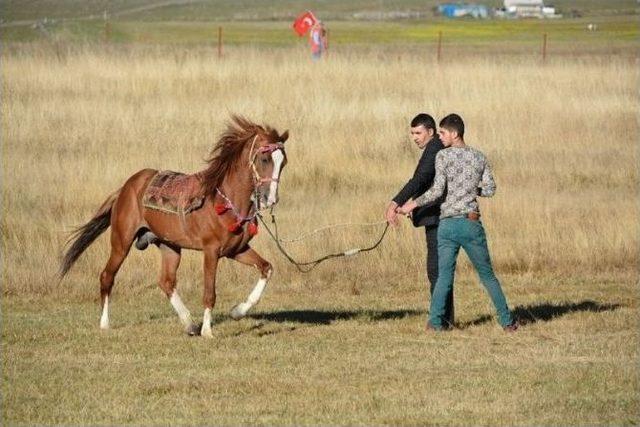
left=201, top=308, right=213, bottom=337
left=231, top=274, right=269, bottom=319
left=100, top=296, right=110, bottom=329
left=246, top=277, right=267, bottom=306
left=170, top=291, right=193, bottom=326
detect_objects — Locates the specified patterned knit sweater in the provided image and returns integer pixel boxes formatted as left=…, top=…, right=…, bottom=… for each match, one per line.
left=415, top=146, right=496, bottom=218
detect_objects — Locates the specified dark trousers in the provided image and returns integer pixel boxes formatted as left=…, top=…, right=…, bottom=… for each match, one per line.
left=425, top=224, right=454, bottom=327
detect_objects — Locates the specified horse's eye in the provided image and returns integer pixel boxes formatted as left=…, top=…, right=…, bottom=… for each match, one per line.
left=261, top=158, right=269, bottom=165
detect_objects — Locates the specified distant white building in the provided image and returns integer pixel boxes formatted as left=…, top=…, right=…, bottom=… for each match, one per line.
left=502, top=0, right=558, bottom=18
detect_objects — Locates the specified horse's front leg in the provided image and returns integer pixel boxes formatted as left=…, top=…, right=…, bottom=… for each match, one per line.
left=157, top=244, right=199, bottom=335
left=201, top=246, right=220, bottom=338
left=230, top=246, right=273, bottom=320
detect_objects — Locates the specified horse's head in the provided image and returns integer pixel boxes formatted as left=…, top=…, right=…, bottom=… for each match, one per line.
left=203, top=116, right=289, bottom=210
left=249, top=127, right=289, bottom=209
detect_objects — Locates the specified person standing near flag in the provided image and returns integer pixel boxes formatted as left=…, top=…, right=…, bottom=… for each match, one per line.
left=292, top=11, right=327, bottom=61
left=309, top=22, right=327, bottom=61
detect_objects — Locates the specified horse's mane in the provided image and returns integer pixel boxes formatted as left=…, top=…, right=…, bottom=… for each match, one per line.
left=202, top=115, right=282, bottom=196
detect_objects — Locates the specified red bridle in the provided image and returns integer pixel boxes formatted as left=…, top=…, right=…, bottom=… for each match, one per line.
left=250, top=142, right=285, bottom=185
left=213, top=140, right=286, bottom=235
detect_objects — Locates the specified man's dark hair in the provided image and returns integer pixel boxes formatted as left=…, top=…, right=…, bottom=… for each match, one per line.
left=439, top=114, right=465, bottom=139
left=410, top=113, right=436, bottom=131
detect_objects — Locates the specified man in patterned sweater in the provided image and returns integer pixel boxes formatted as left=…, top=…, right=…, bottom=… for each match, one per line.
left=397, top=114, right=518, bottom=332
left=385, top=113, right=454, bottom=327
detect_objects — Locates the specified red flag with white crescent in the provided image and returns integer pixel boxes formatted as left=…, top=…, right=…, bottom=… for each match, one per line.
left=293, top=11, right=317, bottom=36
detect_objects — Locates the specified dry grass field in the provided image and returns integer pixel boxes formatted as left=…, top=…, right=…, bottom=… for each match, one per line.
left=2, top=40, right=639, bottom=425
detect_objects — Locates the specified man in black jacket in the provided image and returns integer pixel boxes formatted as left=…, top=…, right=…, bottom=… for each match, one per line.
left=385, top=113, right=454, bottom=327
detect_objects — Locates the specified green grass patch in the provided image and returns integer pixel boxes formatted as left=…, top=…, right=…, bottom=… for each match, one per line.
left=2, top=273, right=638, bottom=425
left=2, top=16, right=637, bottom=47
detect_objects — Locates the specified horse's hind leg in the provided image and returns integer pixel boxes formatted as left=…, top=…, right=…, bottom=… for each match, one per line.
left=158, top=244, right=197, bottom=334
left=230, top=247, right=273, bottom=320
left=99, top=227, right=136, bottom=329
left=99, top=197, right=140, bottom=329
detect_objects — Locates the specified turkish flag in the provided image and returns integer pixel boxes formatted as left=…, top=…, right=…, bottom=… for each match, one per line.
left=293, top=11, right=317, bottom=36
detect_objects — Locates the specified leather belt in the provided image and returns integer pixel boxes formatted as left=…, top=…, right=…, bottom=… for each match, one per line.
left=450, top=212, right=480, bottom=221
left=467, top=212, right=480, bottom=221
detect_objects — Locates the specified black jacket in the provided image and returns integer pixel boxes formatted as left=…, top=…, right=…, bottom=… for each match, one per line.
left=392, top=136, right=445, bottom=227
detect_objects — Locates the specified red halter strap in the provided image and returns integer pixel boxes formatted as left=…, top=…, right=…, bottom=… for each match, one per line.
left=258, top=143, right=284, bottom=154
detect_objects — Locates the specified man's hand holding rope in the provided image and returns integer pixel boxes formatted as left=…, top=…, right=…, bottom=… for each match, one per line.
left=385, top=201, right=400, bottom=226
left=396, top=199, right=418, bottom=216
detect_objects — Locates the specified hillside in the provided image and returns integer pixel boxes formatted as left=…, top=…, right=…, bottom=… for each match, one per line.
left=1, top=0, right=637, bottom=23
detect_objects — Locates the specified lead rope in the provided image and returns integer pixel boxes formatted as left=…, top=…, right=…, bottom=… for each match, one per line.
left=274, top=219, right=390, bottom=244
left=247, top=139, right=390, bottom=272
left=257, top=209, right=390, bottom=273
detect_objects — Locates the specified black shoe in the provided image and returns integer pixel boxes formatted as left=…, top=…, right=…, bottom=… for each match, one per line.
left=426, top=322, right=447, bottom=332
left=443, top=319, right=455, bottom=330
left=504, top=320, right=519, bottom=332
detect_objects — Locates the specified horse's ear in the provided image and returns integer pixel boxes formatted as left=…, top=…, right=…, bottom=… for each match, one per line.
left=280, top=130, right=289, bottom=143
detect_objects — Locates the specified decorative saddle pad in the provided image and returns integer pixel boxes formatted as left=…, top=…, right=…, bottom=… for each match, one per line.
left=142, top=171, right=205, bottom=215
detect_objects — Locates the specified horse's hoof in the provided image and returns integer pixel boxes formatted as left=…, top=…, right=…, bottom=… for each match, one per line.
left=230, top=304, right=247, bottom=320
left=201, top=328, right=214, bottom=338
left=186, top=323, right=202, bottom=336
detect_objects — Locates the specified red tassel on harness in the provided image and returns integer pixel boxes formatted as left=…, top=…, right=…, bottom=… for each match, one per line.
left=215, top=204, right=230, bottom=215
left=248, top=221, right=258, bottom=236
left=228, top=221, right=242, bottom=233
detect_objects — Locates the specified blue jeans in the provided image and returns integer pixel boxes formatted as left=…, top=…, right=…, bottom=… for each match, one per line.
left=429, top=217, right=513, bottom=329
left=425, top=225, right=454, bottom=324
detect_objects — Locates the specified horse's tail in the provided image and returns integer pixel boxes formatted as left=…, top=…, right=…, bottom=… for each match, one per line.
left=59, top=189, right=120, bottom=279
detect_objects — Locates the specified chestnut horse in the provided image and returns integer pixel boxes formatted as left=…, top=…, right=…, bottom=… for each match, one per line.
left=60, top=116, right=289, bottom=337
